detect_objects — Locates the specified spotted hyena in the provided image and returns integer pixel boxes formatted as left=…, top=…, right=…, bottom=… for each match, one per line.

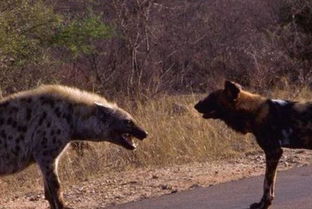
left=0, top=85, right=148, bottom=209
left=195, top=80, right=312, bottom=209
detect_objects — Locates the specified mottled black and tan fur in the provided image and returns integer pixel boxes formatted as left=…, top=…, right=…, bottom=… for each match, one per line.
left=0, top=85, right=148, bottom=209
left=195, top=81, right=312, bottom=209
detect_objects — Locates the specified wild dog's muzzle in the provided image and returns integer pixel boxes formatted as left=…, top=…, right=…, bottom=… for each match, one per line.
left=194, top=101, right=219, bottom=119
left=194, top=101, right=204, bottom=113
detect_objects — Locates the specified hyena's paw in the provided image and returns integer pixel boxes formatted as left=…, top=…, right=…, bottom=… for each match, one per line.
left=249, top=201, right=271, bottom=209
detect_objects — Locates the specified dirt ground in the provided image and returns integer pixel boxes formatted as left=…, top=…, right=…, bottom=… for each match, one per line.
left=1, top=149, right=312, bottom=209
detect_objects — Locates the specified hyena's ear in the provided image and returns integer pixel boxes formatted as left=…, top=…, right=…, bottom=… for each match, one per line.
left=95, top=102, right=113, bottom=121
left=224, top=80, right=241, bottom=100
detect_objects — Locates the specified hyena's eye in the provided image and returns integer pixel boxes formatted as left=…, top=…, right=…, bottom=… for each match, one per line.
left=124, top=119, right=134, bottom=127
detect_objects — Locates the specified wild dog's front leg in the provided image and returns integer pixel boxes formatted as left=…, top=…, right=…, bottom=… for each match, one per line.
left=250, top=149, right=283, bottom=209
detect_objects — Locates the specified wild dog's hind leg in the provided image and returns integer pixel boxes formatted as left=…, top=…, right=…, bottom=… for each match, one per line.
left=250, top=148, right=283, bottom=209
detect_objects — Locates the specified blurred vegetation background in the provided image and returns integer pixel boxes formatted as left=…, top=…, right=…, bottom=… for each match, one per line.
left=0, top=0, right=311, bottom=97
left=1, top=0, right=312, bottom=194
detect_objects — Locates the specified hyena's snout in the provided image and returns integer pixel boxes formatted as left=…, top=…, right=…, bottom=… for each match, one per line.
left=131, top=126, right=148, bottom=140
left=117, top=125, right=148, bottom=150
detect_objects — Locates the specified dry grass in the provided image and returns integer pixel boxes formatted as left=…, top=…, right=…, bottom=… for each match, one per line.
left=2, top=87, right=312, bottom=197
left=116, top=94, right=255, bottom=166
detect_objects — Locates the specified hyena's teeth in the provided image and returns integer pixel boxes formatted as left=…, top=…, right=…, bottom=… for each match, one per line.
left=122, top=133, right=131, bottom=139
left=122, top=133, right=134, bottom=144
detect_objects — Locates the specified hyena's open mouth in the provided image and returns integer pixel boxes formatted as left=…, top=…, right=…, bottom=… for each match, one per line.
left=121, top=133, right=137, bottom=150
left=118, top=128, right=147, bottom=150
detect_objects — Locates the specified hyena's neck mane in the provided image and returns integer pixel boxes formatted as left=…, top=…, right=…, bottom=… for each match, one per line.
left=36, top=85, right=114, bottom=107
left=6, top=84, right=116, bottom=108
left=223, top=90, right=267, bottom=134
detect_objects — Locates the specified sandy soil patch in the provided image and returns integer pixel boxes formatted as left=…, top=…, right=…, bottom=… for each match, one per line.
left=1, top=149, right=311, bottom=209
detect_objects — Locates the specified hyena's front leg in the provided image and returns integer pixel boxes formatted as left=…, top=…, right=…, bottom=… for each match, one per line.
left=35, top=157, right=66, bottom=209
left=250, top=149, right=283, bottom=209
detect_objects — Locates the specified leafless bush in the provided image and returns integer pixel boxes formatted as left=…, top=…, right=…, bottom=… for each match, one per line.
left=47, top=0, right=312, bottom=97
left=1, top=0, right=312, bottom=97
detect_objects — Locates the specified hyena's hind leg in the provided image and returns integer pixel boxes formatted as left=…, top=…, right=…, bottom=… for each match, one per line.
left=250, top=149, right=283, bottom=209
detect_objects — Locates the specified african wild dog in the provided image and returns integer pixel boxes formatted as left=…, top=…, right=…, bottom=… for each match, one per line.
left=195, top=80, right=312, bottom=209
left=0, top=85, right=148, bottom=209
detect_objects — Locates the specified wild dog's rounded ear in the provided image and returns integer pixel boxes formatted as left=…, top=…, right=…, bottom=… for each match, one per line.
left=224, top=80, right=241, bottom=100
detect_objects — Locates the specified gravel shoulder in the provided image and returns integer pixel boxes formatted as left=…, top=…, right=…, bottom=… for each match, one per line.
left=1, top=149, right=312, bottom=209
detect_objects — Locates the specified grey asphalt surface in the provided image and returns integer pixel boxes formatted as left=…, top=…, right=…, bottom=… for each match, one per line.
left=105, top=165, right=312, bottom=209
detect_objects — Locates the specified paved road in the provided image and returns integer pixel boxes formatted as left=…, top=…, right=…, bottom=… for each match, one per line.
left=106, top=166, right=312, bottom=209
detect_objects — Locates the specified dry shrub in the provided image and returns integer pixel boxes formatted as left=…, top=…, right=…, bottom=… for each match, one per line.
left=2, top=86, right=312, bottom=196
left=64, top=93, right=255, bottom=173
left=0, top=93, right=256, bottom=197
